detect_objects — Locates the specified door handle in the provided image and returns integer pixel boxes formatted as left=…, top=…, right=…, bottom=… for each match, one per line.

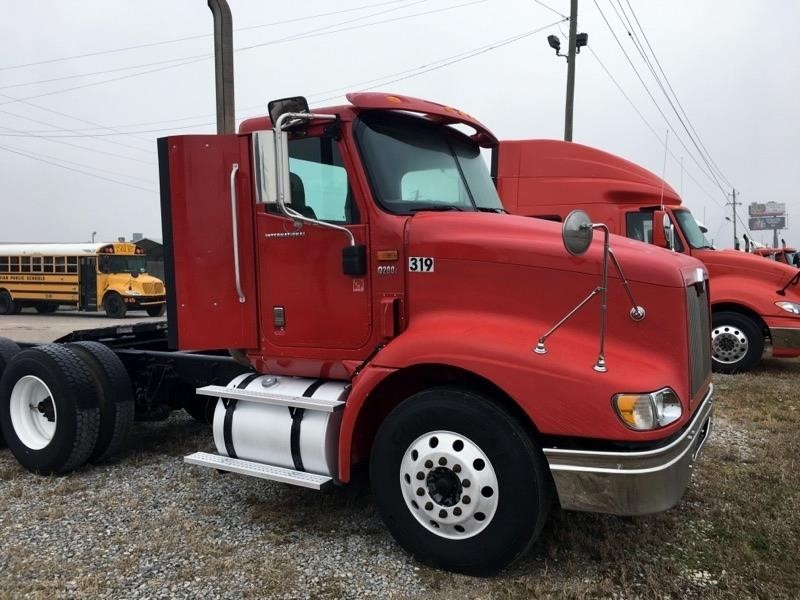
left=230, top=163, right=245, bottom=304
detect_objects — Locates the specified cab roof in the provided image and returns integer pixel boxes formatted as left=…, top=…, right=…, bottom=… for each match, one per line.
left=238, top=92, right=498, bottom=146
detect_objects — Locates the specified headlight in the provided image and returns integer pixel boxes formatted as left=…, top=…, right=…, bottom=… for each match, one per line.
left=776, top=301, right=800, bottom=315
left=613, top=388, right=682, bottom=430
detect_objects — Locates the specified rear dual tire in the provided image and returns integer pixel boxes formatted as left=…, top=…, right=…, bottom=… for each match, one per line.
left=0, top=342, right=134, bottom=473
left=0, top=338, right=22, bottom=448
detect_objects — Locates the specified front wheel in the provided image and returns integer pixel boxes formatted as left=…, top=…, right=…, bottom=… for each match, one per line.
left=0, top=290, right=20, bottom=315
left=146, top=304, right=165, bottom=317
left=370, top=387, right=553, bottom=575
left=103, top=293, right=127, bottom=319
left=711, top=311, right=764, bottom=374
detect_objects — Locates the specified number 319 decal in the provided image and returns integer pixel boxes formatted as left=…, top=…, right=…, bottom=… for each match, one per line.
left=408, top=257, right=435, bottom=272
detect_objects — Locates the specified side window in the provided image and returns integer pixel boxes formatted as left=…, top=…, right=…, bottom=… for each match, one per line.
left=626, top=211, right=654, bottom=243
left=0, top=257, right=8, bottom=272
left=285, top=137, right=358, bottom=224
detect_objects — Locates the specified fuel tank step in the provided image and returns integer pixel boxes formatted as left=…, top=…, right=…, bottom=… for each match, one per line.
left=196, top=384, right=344, bottom=412
left=184, top=451, right=332, bottom=490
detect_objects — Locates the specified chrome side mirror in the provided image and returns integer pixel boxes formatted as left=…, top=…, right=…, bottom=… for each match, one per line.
left=562, top=210, right=593, bottom=255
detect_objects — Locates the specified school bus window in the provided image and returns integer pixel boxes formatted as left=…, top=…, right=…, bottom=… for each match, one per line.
left=44, top=256, right=54, bottom=272
left=55, top=256, right=65, bottom=273
left=32, top=257, right=42, bottom=272
left=21, top=256, right=30, bottom=271
left=10, top=257, right=19, bottom=272
left=67, top=257, right=78, bottom=273
left=0, top=257, right=8, bottom=272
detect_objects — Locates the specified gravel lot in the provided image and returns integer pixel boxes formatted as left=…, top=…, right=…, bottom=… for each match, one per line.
left=1, top=314, right=798, bottom=598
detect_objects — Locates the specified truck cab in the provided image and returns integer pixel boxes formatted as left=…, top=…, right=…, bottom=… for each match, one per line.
left=156, top=95, right=713, bottom=574
left=496, top=139, right=800, bottom=373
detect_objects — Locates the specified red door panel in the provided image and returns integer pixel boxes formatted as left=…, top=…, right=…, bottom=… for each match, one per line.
left=257, top=213, right=371, bottom=350
left=158, top=135, right=258, bottom=350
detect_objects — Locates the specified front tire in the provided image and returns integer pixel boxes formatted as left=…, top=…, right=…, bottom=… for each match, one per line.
left=146, top=304, right=165, bottom=317
left=711, top=311, right=764, bottom=374
left=0, top=345, right=100, bottom=474
left=103, top=293, right=127, bottom=319
left=370, top=387, right=553, bottom=575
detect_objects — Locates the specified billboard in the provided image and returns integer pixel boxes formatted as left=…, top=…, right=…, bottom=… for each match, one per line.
left=749, top=216, right=787, bottom=231
left=748, top=202, right=786, bottom=217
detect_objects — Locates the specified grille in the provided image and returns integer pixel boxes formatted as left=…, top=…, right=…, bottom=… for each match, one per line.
left=687, top=280, right=711, bottom=397
left=143, top=282, right=165, bottom=295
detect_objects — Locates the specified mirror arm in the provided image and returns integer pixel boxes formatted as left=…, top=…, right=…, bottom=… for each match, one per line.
left=608, top=248, right=646, bottom=321
left=273, top=111, right=355, bottom=246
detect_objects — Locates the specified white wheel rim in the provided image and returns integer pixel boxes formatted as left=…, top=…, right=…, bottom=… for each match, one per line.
left=9, top=375, right=58, bottom=450
left=712, top=325, right=749, bottom=364
left=400, top=430, right=499, bottom=539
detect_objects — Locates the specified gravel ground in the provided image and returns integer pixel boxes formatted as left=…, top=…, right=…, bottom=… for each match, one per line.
left=1, top=365, right=798, bottom=598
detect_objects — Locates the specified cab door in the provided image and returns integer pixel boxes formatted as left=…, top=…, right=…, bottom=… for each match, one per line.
left=256, top=135, right=371, bottom=351
left=158, top=135, right=258, bottom=350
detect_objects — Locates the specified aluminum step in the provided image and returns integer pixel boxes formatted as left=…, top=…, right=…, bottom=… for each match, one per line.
left=184, top=452, right=332, bottom=490
left=195, top=384, right=344, bottom=412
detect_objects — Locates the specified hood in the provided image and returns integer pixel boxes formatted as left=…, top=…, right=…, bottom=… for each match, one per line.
left=407, top=212, right=703, bottom=288
left=696, top=248, right=800, bottom=288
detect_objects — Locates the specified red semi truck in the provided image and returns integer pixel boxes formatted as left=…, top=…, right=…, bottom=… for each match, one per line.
left=496, top=139, right=800, bottom=374
left=0, top=94, right=713, bottom=574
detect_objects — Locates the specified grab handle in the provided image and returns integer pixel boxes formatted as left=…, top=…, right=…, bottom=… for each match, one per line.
left=229, top=163, right=245, bottom=303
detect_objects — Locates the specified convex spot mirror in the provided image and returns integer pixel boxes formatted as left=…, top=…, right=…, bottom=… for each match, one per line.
left=563, top=210, right=594, bottom=256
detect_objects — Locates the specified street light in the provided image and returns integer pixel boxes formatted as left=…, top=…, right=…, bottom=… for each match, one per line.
left=91, top=231, right=97, bottom=243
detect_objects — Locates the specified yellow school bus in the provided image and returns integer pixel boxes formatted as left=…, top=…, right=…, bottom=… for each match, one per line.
left=0, top=242, right=166, bottom=318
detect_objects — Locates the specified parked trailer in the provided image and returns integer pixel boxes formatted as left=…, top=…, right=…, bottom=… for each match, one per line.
left=0, top=94, right=714, bottom=575
left=495, top=139, right=800, bottom=374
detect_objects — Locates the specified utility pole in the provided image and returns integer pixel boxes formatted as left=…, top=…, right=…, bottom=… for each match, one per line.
left=208, top=0, right=235, bottom=134
left=564, top=0, right=579, bottom=141
left=728, top=188, right=740, bottom=250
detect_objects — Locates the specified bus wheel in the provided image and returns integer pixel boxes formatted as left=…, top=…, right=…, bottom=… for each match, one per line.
left=0, top=338, right=22, bottom=448
left=103, top=293, right=127, bottom=319
left=0, top=290, right=18, bottom=315
left=370, top=386, right=553, bottom=575
left=35, top=303, right=58, bottom=314
left=67, top=342, right=134, bottom=463
left=146, top=304, right=166, bottom=317
left=0, top=345, right=100, bottom=474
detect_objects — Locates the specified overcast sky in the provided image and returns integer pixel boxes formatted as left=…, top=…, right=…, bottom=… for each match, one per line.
left=1, top=0, right=797, bottom=248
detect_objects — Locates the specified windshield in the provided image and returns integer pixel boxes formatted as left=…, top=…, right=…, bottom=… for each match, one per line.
left=98, top=255, right=147, bottom=274
left=354, top=112, right=504, bottom=214
left=673, top=209, right=712, bottom=249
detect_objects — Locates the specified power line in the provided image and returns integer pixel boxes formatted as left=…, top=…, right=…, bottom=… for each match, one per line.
left=530, top=0, right=567, bottom=19
left=0, top=0, right=478, bottom=105
left=609, top=0, right=733, bottom=195
left=586, top=46, right=722, bottom=209
left=0, top=0, right=411, bottom=72
left=0, top=20, right=566, bottom=139
left=621, top=0, right=733, bottom=189
left=592, top=0, right=728, bottom=202
left=0, top=144, right=156, bottom=193
left=0, top=137, right=153, bottom=184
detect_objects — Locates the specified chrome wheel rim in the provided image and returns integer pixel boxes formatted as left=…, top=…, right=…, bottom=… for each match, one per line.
left=400, top=430, right=499, bottom=539
left=9, top=375, right=57, bottom=450
left=711, top=325, right=749, bottom=365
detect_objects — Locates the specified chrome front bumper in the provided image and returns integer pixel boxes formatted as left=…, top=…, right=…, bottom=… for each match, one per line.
left=770, top=327, right=800, bottom=350
left=544, top=384, right=714, bottom=516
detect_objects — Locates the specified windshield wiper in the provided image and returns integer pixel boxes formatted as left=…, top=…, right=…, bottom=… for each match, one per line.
left=476, top=206, right=507, bottom=214
left=409, top=205, right=464, bottom=212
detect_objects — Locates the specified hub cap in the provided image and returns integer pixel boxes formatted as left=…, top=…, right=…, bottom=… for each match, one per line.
left=400, top=431, right=499, bottom=539
left=9, top=375, right=57, bottom=450
left=711, top=325, right=748, bottom=364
